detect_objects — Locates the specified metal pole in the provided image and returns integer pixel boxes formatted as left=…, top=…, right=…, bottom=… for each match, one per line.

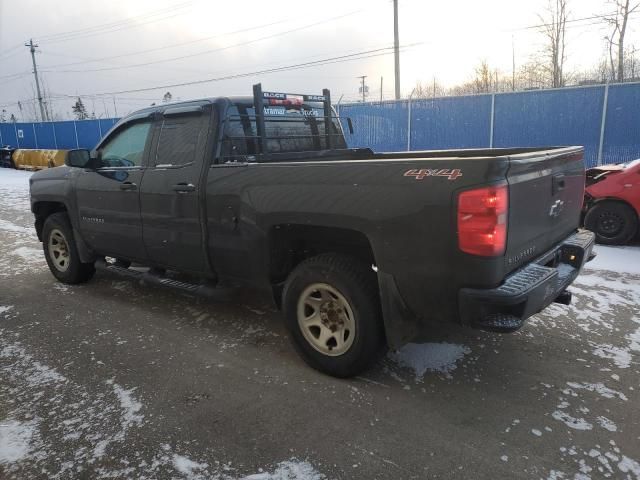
left=52, top=122, right=58, bottom=149
left=0, top=124, right=3, bottom=146
left=407, top=88, right=416, bottom=151
left=322, top=88, right=332, bottom=149
left=358, top=76, right=367, bottom=103
left=33, top=123, right=38, bottom=149
left=252, top=83, right=266, bottom=155
left=597, top=83, right=609, bottom=166
left=25, top=39, right=47, bottom=122
left=393, top=0, right=401, bottom=100
left=14, top=121, right=20, bottom=149
left=489, top=93, right=496, bottom=148
left=73, top=121, right=79, bottom=149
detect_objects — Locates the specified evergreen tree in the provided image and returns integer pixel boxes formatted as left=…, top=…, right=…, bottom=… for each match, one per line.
left=72, top=98, right=89, bottom=120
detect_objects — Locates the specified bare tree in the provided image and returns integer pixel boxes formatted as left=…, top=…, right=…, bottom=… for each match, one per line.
left=538, top=0, right=570, bottom=88
left=605, top=0, right=640, bottom=82
left=413, top=78, right=447, bottom=98
left=473, top=60, right=492, bottom=93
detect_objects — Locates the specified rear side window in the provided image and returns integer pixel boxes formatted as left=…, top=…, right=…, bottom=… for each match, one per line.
left=222, top=105, right=346, bottom=161
left=99, top=121, right=151, bottom=168
left=154, top=114, right=205, bottom=167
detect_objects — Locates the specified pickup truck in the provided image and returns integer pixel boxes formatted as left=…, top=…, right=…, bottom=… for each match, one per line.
left=29, top=84, right=595, bottom=377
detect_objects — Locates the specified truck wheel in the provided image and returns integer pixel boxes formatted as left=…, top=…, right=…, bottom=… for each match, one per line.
left=584, top=201, right=638, bottom=245
left=42, top=212, right=95, bottom=284
left=282, top=254, right=386, bottom=378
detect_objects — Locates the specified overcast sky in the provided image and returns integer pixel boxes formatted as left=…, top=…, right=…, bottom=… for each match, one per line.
left=0, top=0, right=638, bottom=119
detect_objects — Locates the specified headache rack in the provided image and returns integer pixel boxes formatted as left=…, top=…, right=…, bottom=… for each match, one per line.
left=221, top=83, right=356, bottom=162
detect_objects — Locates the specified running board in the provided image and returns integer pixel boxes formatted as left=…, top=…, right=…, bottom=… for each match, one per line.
left=96, top=259, right=219, bottom=297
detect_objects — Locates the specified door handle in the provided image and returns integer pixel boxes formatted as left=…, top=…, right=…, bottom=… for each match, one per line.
left=172, top=183, right=196, bottom=192
left=552, top=174, right=565, bottom=195
left=119, top=182, right=137, bottom=191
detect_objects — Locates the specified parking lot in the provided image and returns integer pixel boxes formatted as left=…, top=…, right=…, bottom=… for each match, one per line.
left=0, top=167, right=639, bottom=479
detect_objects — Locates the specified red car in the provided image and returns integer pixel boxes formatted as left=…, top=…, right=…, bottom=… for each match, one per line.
left=584, top=159, right=640, bottom=244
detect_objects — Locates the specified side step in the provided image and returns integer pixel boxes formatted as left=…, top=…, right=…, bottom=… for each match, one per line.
left=96, top=259, right=220, bottom=297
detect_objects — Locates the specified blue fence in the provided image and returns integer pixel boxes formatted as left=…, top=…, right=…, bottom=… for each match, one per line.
left=0, top=118, right=119, bottom=151
left=339, top=82, right=640, bottom=167
left=3, top=83, right=639, bottom=167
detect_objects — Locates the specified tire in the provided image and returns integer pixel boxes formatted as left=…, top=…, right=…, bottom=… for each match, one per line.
left=584, top=201, right=638, bottom=245
left=42, top=212, right=95, bottom=284
left=282, top=253, right=386, bottom=378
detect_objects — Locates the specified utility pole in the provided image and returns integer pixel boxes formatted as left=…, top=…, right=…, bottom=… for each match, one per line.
left=358, top=75, right=367, bottom=103
left=393, top=0, right=401, bottom=99
left=512, top=34, right=516, bottom=91
left=25, top=39, right=46, bottom=122
left=112, top=97, right=118, bottom=117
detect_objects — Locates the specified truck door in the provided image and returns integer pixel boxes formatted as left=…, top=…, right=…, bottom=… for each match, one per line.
left=139, top=105, right=212, bottom=274
left=75, top=117, right=153, bottom=261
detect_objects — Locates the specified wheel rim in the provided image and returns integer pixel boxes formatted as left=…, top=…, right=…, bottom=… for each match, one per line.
left=596, top=211, right=624, bottom=237
left=296, top=283, right=356, bottom=357
left=48, top=229, right=71, bottom=272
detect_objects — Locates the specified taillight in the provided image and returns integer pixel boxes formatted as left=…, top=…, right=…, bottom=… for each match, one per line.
left=457, top=185, right=508, bottom=256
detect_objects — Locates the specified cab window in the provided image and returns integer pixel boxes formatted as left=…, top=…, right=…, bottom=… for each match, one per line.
left=221, top=105, right=346, bottom=162
left=154, top=114, right=204, bottom=167
left=99, top=121, right=152, bottom=168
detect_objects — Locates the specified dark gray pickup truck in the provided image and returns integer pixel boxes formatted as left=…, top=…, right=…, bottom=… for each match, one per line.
left=29, top=84, right=595, bottom=377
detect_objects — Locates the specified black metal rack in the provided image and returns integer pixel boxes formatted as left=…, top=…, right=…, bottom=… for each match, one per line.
left=251, top=83, right=334, bottom=155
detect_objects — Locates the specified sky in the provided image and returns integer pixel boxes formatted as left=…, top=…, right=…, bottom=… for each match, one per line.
left=0, top=0, right=638, bottom=119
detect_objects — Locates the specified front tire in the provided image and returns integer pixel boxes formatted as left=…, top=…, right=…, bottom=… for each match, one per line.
left=584, top=201, right=638, bottom=245
left=282, top=253, right=386, bottom=378
left=42, top=212, right=95, bottom=284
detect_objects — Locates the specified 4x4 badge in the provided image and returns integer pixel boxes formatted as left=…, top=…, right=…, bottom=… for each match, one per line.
left=404, top=168, right=463, bottom=181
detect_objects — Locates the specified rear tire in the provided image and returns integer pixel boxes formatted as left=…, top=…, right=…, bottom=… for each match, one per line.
left=42, top=212, right=95, bottom=284
left=282, top=253, right=386, bottom=378
left=584, top=201, right=638, bottom=245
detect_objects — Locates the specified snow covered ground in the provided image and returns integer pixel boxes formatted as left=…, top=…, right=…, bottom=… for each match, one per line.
left=1, top=167, right=639, bottom=480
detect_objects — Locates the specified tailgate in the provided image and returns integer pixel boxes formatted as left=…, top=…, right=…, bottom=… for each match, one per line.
left=504, top=147, right=585, bottom=273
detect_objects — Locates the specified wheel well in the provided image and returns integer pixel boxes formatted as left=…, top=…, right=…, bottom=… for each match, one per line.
left=33, top=202, right=67, bottom=240
left=589, top=198, right=639, bottom=218
left=268, top=224, right=376, bottom=285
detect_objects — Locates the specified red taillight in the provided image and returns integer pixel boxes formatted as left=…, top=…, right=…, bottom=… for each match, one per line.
left=457, top=185, right=508, bottom=256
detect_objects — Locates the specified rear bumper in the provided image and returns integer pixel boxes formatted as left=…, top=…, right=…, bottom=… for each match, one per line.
left=459, top=229, right=596, bottom=332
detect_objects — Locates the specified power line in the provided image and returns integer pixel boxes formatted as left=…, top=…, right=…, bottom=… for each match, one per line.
left=0, top=43, right=25, bottom=60
left=39, top=18, right=294, bottom=69
left=510, top=10, right=640, bottom=32
left=41, top=7, right=382, bottom=74
left=0, top=43, right=416, bottom=109
left=54, top=43, right=420, bottom=99
left=37, top=1, right=194, bottom=44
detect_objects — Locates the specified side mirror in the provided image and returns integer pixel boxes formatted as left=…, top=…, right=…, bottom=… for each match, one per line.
left=347, top=117, right=354, bottom=135
left=65, top=149, right=91, bottom=168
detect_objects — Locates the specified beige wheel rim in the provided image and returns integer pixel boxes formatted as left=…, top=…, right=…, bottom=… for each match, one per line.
left=297, top=283, right=356, bottom=356
left=48, top=229, right=70, bottom=272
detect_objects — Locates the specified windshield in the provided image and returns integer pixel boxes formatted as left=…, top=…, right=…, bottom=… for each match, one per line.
left=222, top=104, right=346, bottom=161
